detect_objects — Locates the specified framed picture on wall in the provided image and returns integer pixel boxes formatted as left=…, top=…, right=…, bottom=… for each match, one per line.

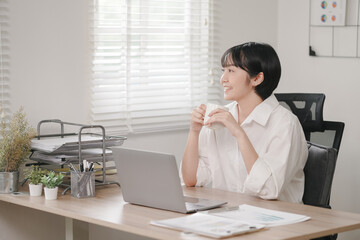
left=310, top=0, right=347, bottom=26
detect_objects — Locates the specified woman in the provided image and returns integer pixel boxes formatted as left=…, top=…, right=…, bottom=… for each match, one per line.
left=181, top=42, right=308, bottom=203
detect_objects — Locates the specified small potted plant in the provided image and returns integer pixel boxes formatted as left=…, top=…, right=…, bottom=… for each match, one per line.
left=41, top=171, right=63, bottom=200
left=24, top=165, right=47, bottom=196
left=0, top=107, right=36, bottom=193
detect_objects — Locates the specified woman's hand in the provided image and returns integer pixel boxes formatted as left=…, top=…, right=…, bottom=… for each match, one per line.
left=190, top=104, right=206, bottom=133
left=205, top=108, right=257, bottom=173
left=205, top=108, right=243, bottom=137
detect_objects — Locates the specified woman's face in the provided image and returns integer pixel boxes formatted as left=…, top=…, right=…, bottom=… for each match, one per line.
left=220, top=64, right=254, bottom=102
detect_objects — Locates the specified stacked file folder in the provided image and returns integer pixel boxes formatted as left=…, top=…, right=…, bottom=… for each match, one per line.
left=30, top=135, right=125, bottom=165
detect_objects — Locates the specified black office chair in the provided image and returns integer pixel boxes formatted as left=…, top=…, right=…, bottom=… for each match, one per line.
left=303, top=142, right=338, bottom=240
left=275, top=93, right=344, bottom=240
left=274, top=93, right=345, bottom=153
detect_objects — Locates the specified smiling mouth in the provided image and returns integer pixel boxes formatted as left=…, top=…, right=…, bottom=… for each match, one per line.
left=223, top=87, right=231, bottom=92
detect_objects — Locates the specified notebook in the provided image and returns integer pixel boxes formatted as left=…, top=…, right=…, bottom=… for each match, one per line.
left=112, top=147, right=227, bottom=213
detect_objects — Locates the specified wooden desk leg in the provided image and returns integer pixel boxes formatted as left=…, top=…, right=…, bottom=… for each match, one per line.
left=65, top=217, right=73, bottom=240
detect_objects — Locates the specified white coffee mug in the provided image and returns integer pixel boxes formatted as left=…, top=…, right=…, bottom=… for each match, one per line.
left=204, top=103, right=229, bottom=130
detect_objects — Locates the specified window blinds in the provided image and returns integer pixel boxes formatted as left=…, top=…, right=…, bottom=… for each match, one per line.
left=90, top=0, right=221, bottom=134
left=0, top=0, right=9, bottom=120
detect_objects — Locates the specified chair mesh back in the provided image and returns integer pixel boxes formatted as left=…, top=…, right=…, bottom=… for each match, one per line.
left=275, top=93, right=325, bottom=140
left=275, top=93, right=344, bottom=152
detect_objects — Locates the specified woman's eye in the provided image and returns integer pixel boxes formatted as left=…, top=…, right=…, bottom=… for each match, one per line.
left=221, top=68, right=234, bottom=73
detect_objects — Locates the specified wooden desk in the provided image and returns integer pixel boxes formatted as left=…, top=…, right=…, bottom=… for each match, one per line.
left=1, top=184, right=360, bottom=240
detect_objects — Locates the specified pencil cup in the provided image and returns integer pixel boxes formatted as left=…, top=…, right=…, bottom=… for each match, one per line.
left=71, top=171, right=95, bottom=198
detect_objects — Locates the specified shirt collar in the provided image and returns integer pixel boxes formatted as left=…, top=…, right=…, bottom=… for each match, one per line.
left=241, top=94, right=279, bottom=126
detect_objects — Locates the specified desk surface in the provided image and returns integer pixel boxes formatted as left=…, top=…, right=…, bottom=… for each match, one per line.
left=1, top=183, right=360, bottom=240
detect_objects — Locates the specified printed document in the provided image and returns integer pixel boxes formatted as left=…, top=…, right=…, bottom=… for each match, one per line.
left=151, top=212, right=265, bottom=238
left=151, top=204, right=310, bottom=238
left=31, top=135, right=122, bottom=153
left=31, top=136, right=105, bottom=152
left=206, top=204, right=310, bottom=227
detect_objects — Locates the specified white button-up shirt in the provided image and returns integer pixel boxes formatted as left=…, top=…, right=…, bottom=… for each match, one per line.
left=195, top=95, right=308, bottom=203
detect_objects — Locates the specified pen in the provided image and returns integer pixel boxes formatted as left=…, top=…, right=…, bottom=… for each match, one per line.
left=83, top=159, right=89, bottom=172
left=69, top=163, right=78, bottom=173
left=88, top=162, right=94, bottom=172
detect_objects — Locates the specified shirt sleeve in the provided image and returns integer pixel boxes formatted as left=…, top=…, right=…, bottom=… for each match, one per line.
left=196, top=129, right=212, bottom=187
left=243, top=119, right=308, bottom=200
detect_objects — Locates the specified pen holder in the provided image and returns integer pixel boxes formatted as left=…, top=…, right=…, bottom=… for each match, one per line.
left=71, top=170, right=95, bottom=198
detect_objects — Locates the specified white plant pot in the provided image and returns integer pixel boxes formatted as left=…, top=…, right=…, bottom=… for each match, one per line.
left=44, top=187, right=58, bottom=200
left=29, top=183, right=43, bottom=197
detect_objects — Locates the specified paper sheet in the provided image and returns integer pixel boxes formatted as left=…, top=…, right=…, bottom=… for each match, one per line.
left=31, top=135, right=123, bottom=153
left=151, top=212, right=264, bottom=238
left=206, top=204, right=310, bottom=227
left=151, top=204, right=310, bottom=238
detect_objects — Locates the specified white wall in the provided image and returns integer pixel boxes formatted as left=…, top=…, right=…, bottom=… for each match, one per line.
left=217, top=0, right=278, bottom=55
left=277, top=0, right=360, bottom=239
left=10, top=0, right=91, bottom=127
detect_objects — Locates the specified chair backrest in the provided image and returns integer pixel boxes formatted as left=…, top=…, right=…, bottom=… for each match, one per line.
left=302, top=142, right=338, bottom=208
left=322, top=121, right=345, bottom=153
left=274, top=93, right=325, bottom=138
left=275, top=93, right=345, bottom=153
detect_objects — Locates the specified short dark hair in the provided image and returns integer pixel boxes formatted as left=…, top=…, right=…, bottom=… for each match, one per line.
left=221, top=42, right=281, bottom=100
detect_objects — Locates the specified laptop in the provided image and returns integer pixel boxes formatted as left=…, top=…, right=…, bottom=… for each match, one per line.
left=112, top=147, right=227, bottom=213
